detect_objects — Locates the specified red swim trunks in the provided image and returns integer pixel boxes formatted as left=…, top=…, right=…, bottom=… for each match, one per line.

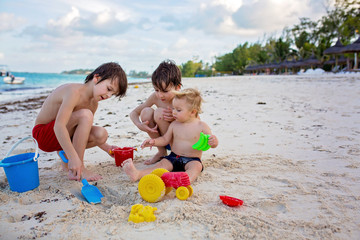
left=32, top=120, right=62, bottom=152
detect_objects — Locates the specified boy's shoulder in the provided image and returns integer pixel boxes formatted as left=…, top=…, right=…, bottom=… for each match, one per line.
left=144, top=92, right=161, bottom=106
left=49, top=83, right=85, bottom=101
left=54, top=83, right=83, bottom=94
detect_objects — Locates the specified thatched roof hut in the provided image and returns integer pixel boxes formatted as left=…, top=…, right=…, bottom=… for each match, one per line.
left=324, top=56, right=347, bottom=65
left=303, top=55, right=322, bottom=68
left=324, top=39, right=345, bottom=55
left=341, top=36, right=360, bottom=53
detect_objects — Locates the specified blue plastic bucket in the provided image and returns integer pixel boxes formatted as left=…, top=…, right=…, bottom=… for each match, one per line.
left=0, top=137, right=40, bottom=193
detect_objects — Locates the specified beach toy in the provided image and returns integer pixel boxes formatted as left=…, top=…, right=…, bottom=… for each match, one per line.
left=128, top=204, right=157, bottom=223
left=0, top=136, right=40, bottom=193
left=58, top=151, right=104, bottom=204
left=219, top=195, right=244, bottom=207
left=81, top=179, right=104, bottom=204
left=192, top=132, right=211, bottom=151
left=134, top=85, right=139, bottom=88
left=112, top=147, right=137, bottom=167
left=138, top=168, right=193, bottom=203
left=59, top=150, right=68, bottom=163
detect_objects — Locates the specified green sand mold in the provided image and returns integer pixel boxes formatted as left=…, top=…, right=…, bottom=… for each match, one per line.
left=192, top=132, right=211, bottom=151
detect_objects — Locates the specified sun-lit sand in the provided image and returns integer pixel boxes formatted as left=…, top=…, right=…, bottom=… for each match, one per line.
left=0, top=74, right=359, bottom=239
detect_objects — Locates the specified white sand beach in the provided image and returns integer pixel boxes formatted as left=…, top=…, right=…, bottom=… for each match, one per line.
left=0, top=74, right=359, bottom=239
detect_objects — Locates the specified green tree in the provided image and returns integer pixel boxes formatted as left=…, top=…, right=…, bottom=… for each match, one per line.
left=232, top=42, right=249, bottom=74
left=273, top=37, right=291, bottom=61
left=214, top=53, right=235, bottom=72
left=180, top=61, right=202, bottom=77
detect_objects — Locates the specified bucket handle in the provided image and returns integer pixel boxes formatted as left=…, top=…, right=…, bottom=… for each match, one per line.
left=5, top=136, right=39, bottom=161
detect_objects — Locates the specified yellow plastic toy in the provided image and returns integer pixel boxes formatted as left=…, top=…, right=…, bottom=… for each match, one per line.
left=138, top=168, right=193, bottom=203
left=192, top=132, right=211, bottom=151
left=128, top=204, right=157, bottom=223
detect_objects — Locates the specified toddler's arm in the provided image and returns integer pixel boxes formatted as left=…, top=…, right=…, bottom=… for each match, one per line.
left=201, top=121, right=219, bottom=148
left=141, top=122, right=174, bottom=148
left=208, top=135, right=219, bottom=148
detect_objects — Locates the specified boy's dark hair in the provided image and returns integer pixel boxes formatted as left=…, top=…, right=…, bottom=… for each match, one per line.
left=85, top=62, right=127, bottom=98
left=151, top=59, right=182, bottom=91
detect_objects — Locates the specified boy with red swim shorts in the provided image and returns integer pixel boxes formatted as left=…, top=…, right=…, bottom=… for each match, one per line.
left=32, top=62, right=128, bottom=181
left=33, top=120, right=62, bottom=152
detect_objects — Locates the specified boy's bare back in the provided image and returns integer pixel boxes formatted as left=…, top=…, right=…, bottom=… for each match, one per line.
left=35, top=83, right=97, bottom=126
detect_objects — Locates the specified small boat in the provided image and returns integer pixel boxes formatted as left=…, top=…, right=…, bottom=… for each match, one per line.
left=3, top=76, right=25, bottom=84
left=0, top=65, right=9, bottom=77
left=0, top=65, right=26, bottom=84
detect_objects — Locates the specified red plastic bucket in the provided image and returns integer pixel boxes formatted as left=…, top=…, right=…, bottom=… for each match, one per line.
left=113, top=147, right=136, bottom=167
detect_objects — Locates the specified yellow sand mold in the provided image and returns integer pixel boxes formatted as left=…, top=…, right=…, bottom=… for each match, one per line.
left=128, top=204, right=157, bottom=223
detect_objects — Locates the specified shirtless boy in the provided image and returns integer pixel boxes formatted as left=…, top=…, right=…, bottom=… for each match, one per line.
left=124, top=88, right=219, bottom=183
left=32, top=62, right=127, bottom=181
left=130, top=60, right=182, bottom=164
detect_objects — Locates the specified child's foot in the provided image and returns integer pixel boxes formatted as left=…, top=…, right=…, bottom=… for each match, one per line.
left=122, top=159, right=141, bottom=182
left=67, top=168, right=103, bottom=182
left=144, top=150, right=167, bottom=165
left=82, top=168, right=103, bottom=181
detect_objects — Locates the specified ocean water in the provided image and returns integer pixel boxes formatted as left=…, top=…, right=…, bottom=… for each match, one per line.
left=0, top=72, right=149, bottom=103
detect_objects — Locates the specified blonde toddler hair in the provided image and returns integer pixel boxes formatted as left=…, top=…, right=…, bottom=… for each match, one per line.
left=173, top=88, right=203, bottom=116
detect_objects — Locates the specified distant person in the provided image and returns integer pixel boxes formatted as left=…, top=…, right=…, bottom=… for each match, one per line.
left=123, top=88, right=219, bottom=183
left=130, top=59, right=182, bottom=165
left=32, top=62, right=128, bottom=181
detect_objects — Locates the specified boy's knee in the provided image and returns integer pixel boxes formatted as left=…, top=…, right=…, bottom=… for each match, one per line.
left=77, top=109, right=94, bottom=123
left=93, top=127, right=108, bottom=144
left=140, top=107, right=154, bottom=122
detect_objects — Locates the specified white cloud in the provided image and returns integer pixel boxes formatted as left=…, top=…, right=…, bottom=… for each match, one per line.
left=1, top=0, right=331, bottom=73
left=174, top=38, right=189, bottom=49
left=0, top=13, right=26, bottom=32
left=48, top=6, right=80, bottom=28
left=212, top=0, right=243, bottom=12
left=232, top=0, right=326, bottom=32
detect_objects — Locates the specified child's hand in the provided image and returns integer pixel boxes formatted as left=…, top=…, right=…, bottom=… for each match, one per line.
left=208, top=135, right=218, bottom=148
left=162, top=107, right=174, bottom=122
left=139, top=121, right=159, bottom=133
left=108, top=145, right=118, bottom=158
left=141, top=139, right=155, bottom=149
left=68, top=157, right=82, bottom=181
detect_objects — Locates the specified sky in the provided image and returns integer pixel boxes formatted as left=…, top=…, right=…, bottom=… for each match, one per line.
left=0, top=0, right=333, bottom=73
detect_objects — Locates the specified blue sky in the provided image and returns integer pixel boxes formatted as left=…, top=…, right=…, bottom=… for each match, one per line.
left=0, top=0, right=332, bottom=73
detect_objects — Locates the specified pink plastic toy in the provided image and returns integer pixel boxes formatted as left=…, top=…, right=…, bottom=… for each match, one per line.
left=161, top=172, right=191, bottom=189
left=111, top=147, right=137, bottom=167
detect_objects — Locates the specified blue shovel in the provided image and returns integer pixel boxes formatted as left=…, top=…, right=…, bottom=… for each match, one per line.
left=59, top=150, right=104, bottom=204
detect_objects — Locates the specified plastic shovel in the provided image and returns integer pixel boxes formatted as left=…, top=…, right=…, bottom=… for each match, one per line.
left=59, top=150, right=68, bottom=163
left=81, top=179, right=104, bottom=204
left=58, top=150, right=104, bottom=204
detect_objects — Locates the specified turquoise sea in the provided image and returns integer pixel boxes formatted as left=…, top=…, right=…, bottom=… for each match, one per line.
left=0, top=72, right=149, bottom=102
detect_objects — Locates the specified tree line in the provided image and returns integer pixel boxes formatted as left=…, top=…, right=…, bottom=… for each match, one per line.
left=180, top=0, right=360, bottom=77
